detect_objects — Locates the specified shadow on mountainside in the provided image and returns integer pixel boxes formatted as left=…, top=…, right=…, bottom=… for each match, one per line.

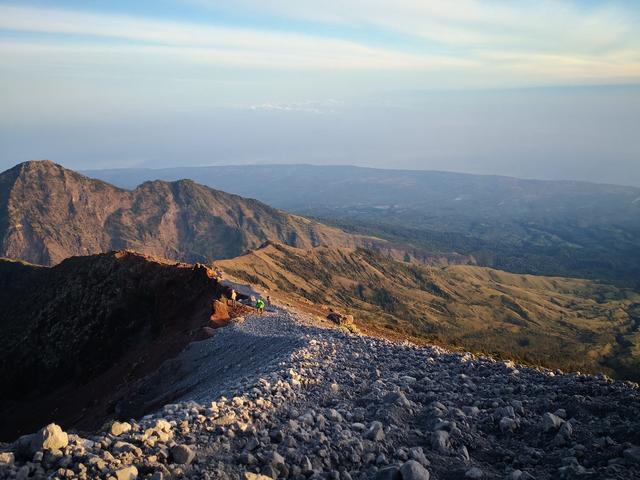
left=0, top=251, right=230, bottom=441
left=118, top=315, right=307, bottom=418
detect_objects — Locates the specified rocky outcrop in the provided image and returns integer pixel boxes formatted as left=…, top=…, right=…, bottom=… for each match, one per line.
left=2, top=309, right=638, bottom=479
left=211, top=300, right=231, bottom=323
left=0, top=161, right=372, bottom=266
left=0, top=251, right=227, bottom=441
left=326, top=311, right=354, bottom=326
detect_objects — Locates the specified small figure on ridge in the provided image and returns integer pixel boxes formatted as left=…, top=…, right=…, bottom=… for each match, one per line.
left=256, top=297, right=265, bottom=314
left=230, top=288, right=237, bottom=307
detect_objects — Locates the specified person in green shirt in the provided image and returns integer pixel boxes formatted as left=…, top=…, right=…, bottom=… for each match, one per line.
left=256, top=297, right=265, bottom=314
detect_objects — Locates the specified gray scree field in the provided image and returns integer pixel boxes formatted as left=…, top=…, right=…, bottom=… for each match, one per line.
left=2, top=308, right=640, bottom=480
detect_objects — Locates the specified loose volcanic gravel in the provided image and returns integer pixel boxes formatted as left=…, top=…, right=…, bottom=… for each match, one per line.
left=2, top=308, right=640, bottom=480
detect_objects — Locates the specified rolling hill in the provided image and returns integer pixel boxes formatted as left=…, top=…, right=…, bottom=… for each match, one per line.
left=216, top=242, right=640, bottom=381
left=0, top=161, right=380, bottom=265
left=85, top=164, right=640, bottom=287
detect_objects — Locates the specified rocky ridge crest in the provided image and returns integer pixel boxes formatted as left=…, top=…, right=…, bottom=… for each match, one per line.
left=0, top=161, right=373, bottom=266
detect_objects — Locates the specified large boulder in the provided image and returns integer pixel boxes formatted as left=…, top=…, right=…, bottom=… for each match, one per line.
left=542, top=412, right=563, bottom=432
left=431, top=430, right=450, bottom=453
left=110, top=421, right=132, bottom=436
left=376, top=466, right=401, bottom=480
left=170, top=445, right=195, bottom=465
left=0, top=452, right=15, bottom=466
left=400, top=460, right=430, bottom=480
left=365, top=421, right=385, bottom=441
left=114, top=465, right=138, bottom=480
left=112, top=441, right=142, bottom=457
left=31, top=423, right=68, bottom=452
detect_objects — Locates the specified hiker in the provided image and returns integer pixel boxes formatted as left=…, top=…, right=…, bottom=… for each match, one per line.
left=230, top=288, right=237, bottom=307
left=266, top=296, right=271, bottom=308
left=256, top=297, right=265, bottom=314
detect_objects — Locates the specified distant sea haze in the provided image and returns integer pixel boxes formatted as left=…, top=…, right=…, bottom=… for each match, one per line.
left=2, top=86, right=639, bottom=188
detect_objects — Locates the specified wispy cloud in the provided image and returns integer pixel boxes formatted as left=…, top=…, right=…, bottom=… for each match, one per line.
left=191, top=0, right=640, bottom=83
left=0, top=5, right=463, bottom=71
left=240, top=100, right=344, bottom=114
left=0, top=2, right=638, bottom=86
left=206, top=0, right=638, bottom=54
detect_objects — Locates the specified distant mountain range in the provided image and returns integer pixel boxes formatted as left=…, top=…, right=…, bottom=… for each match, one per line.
left=84, top=164, right=640, bottom=287
left=0, top=161, right=381, bottom=265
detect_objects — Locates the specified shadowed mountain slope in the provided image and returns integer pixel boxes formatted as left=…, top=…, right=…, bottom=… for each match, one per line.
left=216, top=243, right=640, bottom=381
left=0, top=251, right=228, bottom=440
left=0, top=161, right=374, bottom=266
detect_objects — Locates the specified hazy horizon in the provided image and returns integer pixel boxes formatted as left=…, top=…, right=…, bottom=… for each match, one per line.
left=74, top=159, right=640, bottom=190
left=1, top=1, right=639, bottom=186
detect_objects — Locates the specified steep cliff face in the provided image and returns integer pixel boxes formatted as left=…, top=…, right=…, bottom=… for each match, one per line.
left=0, top=161, right=366, bottom=265
left=0, top=251, right=226, bottom=440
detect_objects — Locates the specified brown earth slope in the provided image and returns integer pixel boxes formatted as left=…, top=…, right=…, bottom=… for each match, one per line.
left=0, top=161, right=382, bottom=266
left=216, top=243, right=640, bottom=380
left=0, top=251, right=231, bottom=441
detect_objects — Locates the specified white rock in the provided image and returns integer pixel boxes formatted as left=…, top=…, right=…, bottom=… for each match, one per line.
left=400, top=459, right=430, bottom=480
left=365, top=421, right=385, bottom=441
left=542, top=412, right=564, bottom=432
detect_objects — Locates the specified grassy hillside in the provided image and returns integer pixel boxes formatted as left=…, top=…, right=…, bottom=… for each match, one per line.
left=216, top=243, right=640, bottom=380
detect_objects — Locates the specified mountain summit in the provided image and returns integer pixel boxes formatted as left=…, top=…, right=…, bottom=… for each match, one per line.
left=0, top=161, right=367, bottom=265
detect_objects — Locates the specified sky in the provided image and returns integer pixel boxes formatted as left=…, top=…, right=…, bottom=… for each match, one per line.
left=0, top=0, right=639, bottom=185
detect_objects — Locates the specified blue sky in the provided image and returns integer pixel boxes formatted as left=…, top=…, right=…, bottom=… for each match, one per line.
left=0, top=0, right=639, bottom=185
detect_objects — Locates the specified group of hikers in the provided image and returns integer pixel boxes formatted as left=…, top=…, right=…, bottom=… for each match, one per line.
left=227, top=287, right=270, bottom=314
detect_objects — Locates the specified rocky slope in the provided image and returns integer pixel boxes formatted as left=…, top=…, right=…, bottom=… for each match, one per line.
left=1, top=309, right=639, bottom=480
left=0, top=161, right=375, bottom=266
left=0, top=251, right=238, bottom=441
left=216, top=243, right=640, bottom=381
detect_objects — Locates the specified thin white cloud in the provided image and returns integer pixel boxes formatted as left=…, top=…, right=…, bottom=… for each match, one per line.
left=0, top=5, right=465, bottom=70
left=0, top=3, right=638, bottom=86
left=240, top=99, right=344, bottom=114
left=208, top=0, right=638, bottom=54
left=0, top=41, right=476, bottom=72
